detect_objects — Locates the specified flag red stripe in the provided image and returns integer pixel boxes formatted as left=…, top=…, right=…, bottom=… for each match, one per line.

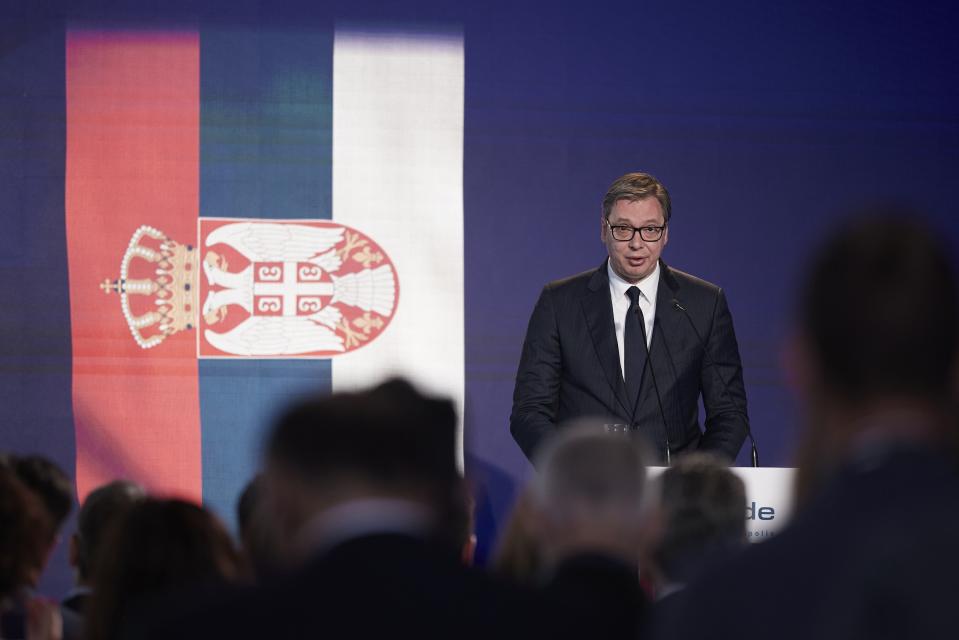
left=65, top=30, right=201, bottom=502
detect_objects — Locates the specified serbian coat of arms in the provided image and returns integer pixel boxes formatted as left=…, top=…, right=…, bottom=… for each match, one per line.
left=100, top=219, right=399, bottom=358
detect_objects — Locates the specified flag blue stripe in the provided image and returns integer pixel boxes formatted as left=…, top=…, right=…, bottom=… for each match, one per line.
left=198, top=27, right=334, bottom=527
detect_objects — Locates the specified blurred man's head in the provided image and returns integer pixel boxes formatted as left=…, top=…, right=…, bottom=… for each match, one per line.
left=652, top=453, right=746, bottom=591
left=790, top=213, right=959, bottom=499
left=263, top=378, right=461, bottom=559
left=71, top=480, right=146, bottom=586
left=530, top=423, right=652, bottom=568
left=797, top=213, right=958, bottom=405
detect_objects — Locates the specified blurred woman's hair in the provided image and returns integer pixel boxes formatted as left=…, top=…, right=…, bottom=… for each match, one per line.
left=84, top=498, right=241, bottom=640
left=491, top=489, right=542, bottom=584
left=0, top=464, right=51, bottom=600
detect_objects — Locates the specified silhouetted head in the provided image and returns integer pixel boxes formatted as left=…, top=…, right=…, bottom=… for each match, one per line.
left=798, top=212, right=959, bottom=404
left=0, top=464, right=52, bottom=597
left=84, top=499, right=240, bottom=640
left=264, top=378, right=461, bottom=556
left=653, top=453, right=747, bottom=588
left=791, top=211, right=959, bottom=502
left=530, top=421, right=652, bottom=568
left=72, top=480, right=146, bottom=584
left=10, top=455, right=73, bottom=536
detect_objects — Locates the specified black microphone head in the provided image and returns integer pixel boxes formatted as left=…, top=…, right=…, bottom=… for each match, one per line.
left=671, top=298, right=685, bottom=312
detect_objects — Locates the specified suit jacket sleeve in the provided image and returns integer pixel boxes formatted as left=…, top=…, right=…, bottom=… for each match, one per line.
left=697, top=288, right=749, bottom=461
left=510, top=285, right=563, bottom=461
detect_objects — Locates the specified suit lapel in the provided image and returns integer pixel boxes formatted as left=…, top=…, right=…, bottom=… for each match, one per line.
left=581, top=263, right=631, bottom=417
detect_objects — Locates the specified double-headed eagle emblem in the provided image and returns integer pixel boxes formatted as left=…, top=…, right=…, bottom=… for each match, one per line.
left=101, top=220, right=398, bottom=357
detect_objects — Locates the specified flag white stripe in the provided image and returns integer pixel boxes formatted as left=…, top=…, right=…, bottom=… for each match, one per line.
left=331, top=30, right=465, bottom=467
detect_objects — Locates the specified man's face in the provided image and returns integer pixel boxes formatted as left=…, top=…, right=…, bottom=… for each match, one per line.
left=601, top=198, right=668, bottom=283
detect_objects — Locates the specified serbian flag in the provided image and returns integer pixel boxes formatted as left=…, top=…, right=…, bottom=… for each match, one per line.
left=64, top=26, right=465, bottom=521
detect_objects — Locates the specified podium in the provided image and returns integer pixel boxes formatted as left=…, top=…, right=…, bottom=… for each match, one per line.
left=648, top=466, right=796, bottom=541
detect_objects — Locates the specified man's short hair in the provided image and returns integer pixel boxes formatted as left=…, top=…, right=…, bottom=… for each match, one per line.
left=267, top=378, right=458, bottom=491
left=12, top=455, right=73, bottom=533
left=531, top=422, right=650, bottom=523
left=602, top=172, right=672, bottom=223
left=654, top=453, right=746, bottom=581
left=800, top=212, right=959, bottom=401
left=76, top=480, right=146, bottom=581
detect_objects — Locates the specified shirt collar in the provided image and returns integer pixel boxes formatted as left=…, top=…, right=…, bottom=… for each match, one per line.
left=297, top=497, right=433, bottom=557
left=607, top=259, right=660, bottom=304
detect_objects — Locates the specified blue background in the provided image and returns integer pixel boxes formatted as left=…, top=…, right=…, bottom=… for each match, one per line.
left=2, top=0, right=958, bottom=592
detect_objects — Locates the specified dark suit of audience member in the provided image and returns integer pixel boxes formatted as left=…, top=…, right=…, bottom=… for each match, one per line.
left=656, top=214, right=959, bottom=640
left=511, top=172, right=748, bottom=463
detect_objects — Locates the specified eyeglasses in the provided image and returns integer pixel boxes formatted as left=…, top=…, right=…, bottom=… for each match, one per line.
left=605, top=218, right=667, bottom=242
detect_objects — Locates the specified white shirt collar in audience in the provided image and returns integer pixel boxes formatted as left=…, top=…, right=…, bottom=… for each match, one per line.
left=298, top=497, right=433, bottom=557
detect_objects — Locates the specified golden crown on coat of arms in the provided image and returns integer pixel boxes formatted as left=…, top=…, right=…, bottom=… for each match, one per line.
left=100, top=225, right=197, bottom=349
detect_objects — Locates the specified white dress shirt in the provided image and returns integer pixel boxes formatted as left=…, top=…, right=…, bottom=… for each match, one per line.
left=608, top=260, right=659, bottom=380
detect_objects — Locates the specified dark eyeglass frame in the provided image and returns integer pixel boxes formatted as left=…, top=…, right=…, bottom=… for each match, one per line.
left=604, top=218, right=667, bottom=242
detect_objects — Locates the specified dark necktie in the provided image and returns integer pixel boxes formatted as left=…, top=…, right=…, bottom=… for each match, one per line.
left=624, top=286, right=647, bottom=408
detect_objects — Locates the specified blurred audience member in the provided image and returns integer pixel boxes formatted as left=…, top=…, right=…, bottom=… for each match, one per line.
left=491, top=489, right=543, bottom=584
left=235, top=475, right=281, bottom=581
left=9, top=456, right=73, bottom=542
left=8, top=455, right=73, bottom=596
left=140, top=379, right=543, bottom=640
left=84, top=499, right=241, bottom=640
left=63, top=481, right=146, bottom=615
left=0, top=464, right=61, bottom=640
left=528, top=422, right=653, bottom=638
left=660, top=213, right=959, bottom=640
left=648, top=454, right=746, bottom=602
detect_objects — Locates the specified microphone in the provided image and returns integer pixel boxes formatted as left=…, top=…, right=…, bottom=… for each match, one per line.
left=637, top=309, right=671, bottom=465
left=671, top=299, right=759, bottom=467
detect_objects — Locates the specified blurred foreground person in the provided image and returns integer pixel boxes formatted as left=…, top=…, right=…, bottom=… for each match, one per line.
left=9, top=456, right=73, bottom=545
left=527, top=422, right=653, bottom=638
left=0, top=464, right=61, bottom=640
left=646, top=454, right=745, bottom=607
left=234, top=475, right=282, bottom=582
left=660, top=214, right=959, bottom=640
left=85, top=499, right=241, bottom=640
left=63, top=481, right=146, bottom=615
left=140, top=379, right=546, bottom=640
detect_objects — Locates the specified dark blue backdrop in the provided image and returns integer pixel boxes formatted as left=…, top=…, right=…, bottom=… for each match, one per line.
left=2, top=0, right=958, bottom=592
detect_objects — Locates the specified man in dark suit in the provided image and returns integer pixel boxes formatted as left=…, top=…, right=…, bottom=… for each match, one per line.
left=511, top=172, right=749, bottom=463
left=653, top=213, right=959, bottom=640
